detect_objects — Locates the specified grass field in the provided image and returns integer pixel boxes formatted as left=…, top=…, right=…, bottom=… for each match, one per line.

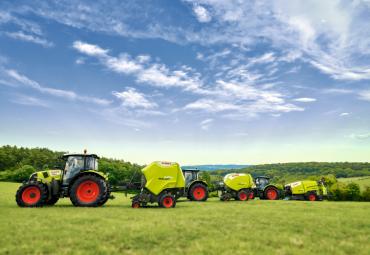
left=1, top=182, right=370, bottom=255
left=338, top=176, right=370, bottom=191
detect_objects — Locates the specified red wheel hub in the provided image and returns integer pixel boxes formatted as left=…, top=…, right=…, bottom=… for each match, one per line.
left=239, top=192, right=247, bottom=201
left=249, top=193, right=254, bottom=199
left=266, top=189, right=278, bottom=200
left=22, top=186, right=41, bottom=205
left=308, top=194, right=316, bottom=201
left=193, top=187, right=206, bottom=200
left=76, top=181, right=100, bottom=203
left=162, top=197, right=173, bottom=208
left=132, top=202, right=140, bottom=208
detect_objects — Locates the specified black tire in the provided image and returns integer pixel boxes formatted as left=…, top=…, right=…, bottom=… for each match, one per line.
left=264, top=186, right=279, bottom=200
left=189, top=183, right=208, bottom=201
left=45, top=195, right=59, bottom=206
left=97, top=182, right=111, bottom=206
left=69, top=174, right=109, bottom=207
left=236, top=189, right=249, bottom=201
left=132, top=201, right=140, bottom=208
left=158, top=193, right=176, bottom=208
left=16, top=181, right=48, bottom=207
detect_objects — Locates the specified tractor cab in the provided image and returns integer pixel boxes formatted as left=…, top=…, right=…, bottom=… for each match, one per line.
left=254, top=176, right=270, bottom=189
left=181, top=168, right=200, bottom=187
left=62, top=153, right=99, bottom=185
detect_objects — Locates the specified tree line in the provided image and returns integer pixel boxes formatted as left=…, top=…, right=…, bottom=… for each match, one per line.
left=0, top=145, right=142, bottom=185
left=0, top=145, right=369, bottom=201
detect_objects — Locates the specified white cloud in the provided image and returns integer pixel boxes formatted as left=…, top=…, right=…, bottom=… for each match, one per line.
left=3, top=31, right=53, bottom=47
left=73, top=41, right=108, bottom=56
left=10, top=94, right=49, bottom=107
left=4, top=69, right=111, bottom=106
left=113, top=87, right=157, bottom=109
left=200, top=118, right=213, bottom=130
left=73, top=41, right=204, bottom=93
left=74, top=41, right=304, bottom=118
left=193, top=5, right=212, bottom=23
left=184, top=99, right=238, bottom=112
left=358, top=90, right=370, bottom=101
left=349, top=133, right=370, bottom=140
left=293, top=97, right=317, bottom=102
left=340, top=112, right=350, bottom=116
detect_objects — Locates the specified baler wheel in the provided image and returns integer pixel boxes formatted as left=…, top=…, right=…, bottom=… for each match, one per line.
left=307, top=193, right=317, bottom=201
left=132, top=201, right=140, bottom=208
left=159, top=194, right=176, bottom=208
left=237, top=190, right=249, bottom=201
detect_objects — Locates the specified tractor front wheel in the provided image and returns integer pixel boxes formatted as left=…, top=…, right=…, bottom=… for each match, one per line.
left=237, top=189, right=249, bottom=201
left=70, top=174, right=109, bottom=207
left=16, top=181, right=48, bottom=207
left=159, top=194, right=176, bottom=208
left=189, top=183, right=208, bottom=201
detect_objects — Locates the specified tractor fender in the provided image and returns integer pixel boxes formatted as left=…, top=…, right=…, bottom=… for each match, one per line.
left=188, top=180, right=208, bottom=189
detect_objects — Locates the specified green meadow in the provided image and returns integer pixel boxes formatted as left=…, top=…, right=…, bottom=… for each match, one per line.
left=0, top=182, right=369, bottom=255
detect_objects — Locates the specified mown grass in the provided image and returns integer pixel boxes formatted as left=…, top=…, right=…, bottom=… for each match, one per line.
left=0, top=181, right=369, bottom=255
left=338, top=176, right=370, bottom=191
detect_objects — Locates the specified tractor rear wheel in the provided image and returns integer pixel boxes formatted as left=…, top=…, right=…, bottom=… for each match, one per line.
left=70, top=174, right=109, bottom=207
left=189, top=183, right=208, bottom=201
left=237, top=189, right=249, bottom=201
left=45, top=195, right=59, bottom=206
left=249, top=192, right=255, bottom=200
left=16, top=181, right=48, bottom=207
left=97, top=182, right=111, bottom=206
left=306, top=192, right=317, bottom=201
left=264, top=187, right=279, bottom=200
left=159, top=194, right=176, bottom=208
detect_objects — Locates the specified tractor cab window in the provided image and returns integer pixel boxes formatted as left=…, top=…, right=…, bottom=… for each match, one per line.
left=86, top=157, right=98, bottom=170
left=63, top=156, right=84, bottom=185
left=184, top=171, right=195, bottom=186
left=257, top=178, right=269, bottom=187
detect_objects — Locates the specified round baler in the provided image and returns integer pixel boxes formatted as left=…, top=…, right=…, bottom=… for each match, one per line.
left=131, top=161, right=185, bottom=208
left=219, top=173, right=253, bottom=201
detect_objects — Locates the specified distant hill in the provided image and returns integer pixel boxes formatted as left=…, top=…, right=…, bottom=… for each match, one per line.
left=182, top=164, right=250, bottom=171
left=209, top=162, right=370, bottom=183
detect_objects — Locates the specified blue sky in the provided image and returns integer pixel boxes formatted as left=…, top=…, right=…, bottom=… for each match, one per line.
left=0, top=0, right=370, bottom=164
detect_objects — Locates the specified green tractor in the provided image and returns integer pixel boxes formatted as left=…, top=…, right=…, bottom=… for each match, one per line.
left=218, top=173, right=253, bottom=201
left=16, top=152, right=111, bottom=207
left=284, top=179, right=327, bottom=201
left=182, top=168, right=208, bottom=201
left=131, top=161, right=185, bottom=208
left=251, top=176, right=281, bottom=200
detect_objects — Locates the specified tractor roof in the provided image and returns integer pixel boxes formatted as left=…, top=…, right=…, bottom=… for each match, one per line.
left=255, top=176, right=270, bottom=179
left=62, top=153, right=100, bottom=159
left=181, top=168, right=200, bottom=172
